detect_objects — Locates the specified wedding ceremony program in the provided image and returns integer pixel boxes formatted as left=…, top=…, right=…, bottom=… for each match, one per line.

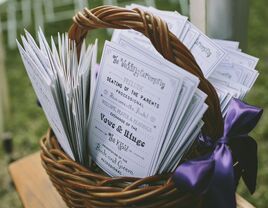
left=17, top=4, right=260, bottom=178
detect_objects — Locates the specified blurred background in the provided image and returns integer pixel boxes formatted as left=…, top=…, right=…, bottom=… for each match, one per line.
left=0, top=0, right=267, bottom=207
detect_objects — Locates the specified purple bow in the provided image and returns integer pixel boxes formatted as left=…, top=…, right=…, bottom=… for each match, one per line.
left=172, top=98, right=263, bottom=208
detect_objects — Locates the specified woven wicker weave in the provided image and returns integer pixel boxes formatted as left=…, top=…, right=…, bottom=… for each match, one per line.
left=41, top=5, right=225, bottom=208
left=41, top=129, right=204, bottom=208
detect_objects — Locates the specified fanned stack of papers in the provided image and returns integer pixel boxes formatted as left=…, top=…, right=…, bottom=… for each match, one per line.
left=208, top=40, right=259, bottom=115
left=112, top=4, right=259, bottom=117
left=18, top=5, right=259, bottom=178
left=17, top=29, right=97, bottom=166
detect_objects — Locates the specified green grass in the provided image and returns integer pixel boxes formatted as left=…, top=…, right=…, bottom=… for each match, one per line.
left=237, top=0, right=268, bottom=206
left=0, top=0, right=268, bottom=207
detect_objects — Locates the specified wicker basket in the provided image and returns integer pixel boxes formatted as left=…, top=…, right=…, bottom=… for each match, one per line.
left=40, top=5, right=225, bottom=208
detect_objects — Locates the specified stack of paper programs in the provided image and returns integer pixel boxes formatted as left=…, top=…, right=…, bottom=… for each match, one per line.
left=17, top=29, right=97, bottom=166
left=18, top=5, right=259, bottom=178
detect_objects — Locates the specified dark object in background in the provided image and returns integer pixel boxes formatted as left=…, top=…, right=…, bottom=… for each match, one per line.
left=2, top=132, right=15, bottom=188
left=2, top=132, right=15, bottom=163
left=2, top=132, right=13, bottom=154
left=37, top=99, right=42, bottom=108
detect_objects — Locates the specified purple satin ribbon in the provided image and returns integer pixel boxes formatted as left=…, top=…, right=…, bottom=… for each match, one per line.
left=173, top=98, right=263, bottom=208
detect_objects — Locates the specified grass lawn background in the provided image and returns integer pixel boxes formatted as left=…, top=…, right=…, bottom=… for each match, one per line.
left=0, top=0, right=267, bottom=207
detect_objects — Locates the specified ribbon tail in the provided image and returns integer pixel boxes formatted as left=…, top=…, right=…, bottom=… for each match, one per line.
left=204, top=144, right=236, bottom=208
left=230, top=136, right=258, bottom=193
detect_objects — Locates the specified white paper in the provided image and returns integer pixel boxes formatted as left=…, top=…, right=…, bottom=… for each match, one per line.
left=17, top=29, right=96, bottom=166
left=88, top=41, right=191, bottom=177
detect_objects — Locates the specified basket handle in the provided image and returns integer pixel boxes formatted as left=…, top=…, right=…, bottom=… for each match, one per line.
left=68, top=5, right=223, bottom=140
